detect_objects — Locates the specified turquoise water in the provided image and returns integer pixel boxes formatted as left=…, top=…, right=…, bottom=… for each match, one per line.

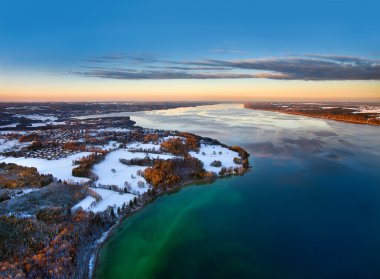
left=96, top=104, right=380, bottom=279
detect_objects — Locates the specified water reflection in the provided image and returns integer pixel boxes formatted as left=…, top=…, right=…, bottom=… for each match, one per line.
left=128, top=103, right=379, bottom=161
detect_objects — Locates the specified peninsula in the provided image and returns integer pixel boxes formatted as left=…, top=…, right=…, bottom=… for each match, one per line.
left=0, top=103, right=249, bottom=278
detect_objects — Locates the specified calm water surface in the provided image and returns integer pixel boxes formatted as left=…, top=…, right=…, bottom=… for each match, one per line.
left=96, top=104, right=380, bottom=279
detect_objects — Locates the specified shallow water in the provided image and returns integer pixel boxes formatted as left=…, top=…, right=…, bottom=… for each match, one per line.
left=95, top=104, right=380, bottom=279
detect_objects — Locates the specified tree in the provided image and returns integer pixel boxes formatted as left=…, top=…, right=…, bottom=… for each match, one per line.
left=210, top=160, right=222, bottom=167
left=137, top=180, right=145, bottom=188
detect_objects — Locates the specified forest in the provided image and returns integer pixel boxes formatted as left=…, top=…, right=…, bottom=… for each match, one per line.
left=0, top=163, right=53, bottom=190
left=72, top=152, right=108, bottom=179
left=0, top=208, right=116, bottom=278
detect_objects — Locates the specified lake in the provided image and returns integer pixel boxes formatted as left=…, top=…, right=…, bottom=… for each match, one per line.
left=95, top=103, right=380, bottom=279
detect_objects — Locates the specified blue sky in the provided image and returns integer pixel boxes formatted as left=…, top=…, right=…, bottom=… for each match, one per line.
left=0, top=0, right=379, bottom=101
left=1, top=0, right=379, bottom=62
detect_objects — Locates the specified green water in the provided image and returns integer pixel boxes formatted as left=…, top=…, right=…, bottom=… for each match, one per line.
left=95, top=104, right=380, bottom=279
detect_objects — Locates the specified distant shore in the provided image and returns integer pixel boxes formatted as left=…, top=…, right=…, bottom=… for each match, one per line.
left=244, top=103, right=380, bottom=126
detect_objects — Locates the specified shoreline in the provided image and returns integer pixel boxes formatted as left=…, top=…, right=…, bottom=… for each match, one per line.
left=245, top=107, right=380, bottom=127
left=89, top=175, right=230, bottom=278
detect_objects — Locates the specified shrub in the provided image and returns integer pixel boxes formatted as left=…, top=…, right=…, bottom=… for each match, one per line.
left=210, top=160, right=222, bottom=167
left=233, top=157, right=242, bottom=164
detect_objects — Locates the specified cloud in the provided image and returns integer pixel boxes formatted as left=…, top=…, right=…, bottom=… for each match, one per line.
left=77, top=54, right=380, bottom=81
left=197, top=57, right=380, bottom=80
left=305, top=54, right=378, bottom=65
left=75, top=69, right=266, bottom=80
left=84, top=53, right=163, bottom=64
left=211, top=48, right=246, bottom=54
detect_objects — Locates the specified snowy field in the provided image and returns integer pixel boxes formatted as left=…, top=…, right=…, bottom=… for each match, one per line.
left=72, top=188, right=136, bottom=213
left=189, top=144, right=240, bottom=174
left=93, top=148, right=176, bottom=195
left=0, top=152, right=93, bottom=184
left=0, top=139, right=29, bottom=153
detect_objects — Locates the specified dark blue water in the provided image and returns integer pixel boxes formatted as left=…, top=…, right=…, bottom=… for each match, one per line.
left=96, top=104, right=380, bottom=279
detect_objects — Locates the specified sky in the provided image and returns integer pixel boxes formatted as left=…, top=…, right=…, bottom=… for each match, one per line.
left=0, top=0, right=379, bottom=102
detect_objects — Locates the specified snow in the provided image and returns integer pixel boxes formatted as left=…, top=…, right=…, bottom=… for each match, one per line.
left=15, top=114, right=58, bottom=121
left=127, top=142, right=161, bottom=151
left=162, top=136, right=186, bottom=143
left=321, top=107, right=337, bottom=109
left=189, top=144, right=240, bottom=174
left=352, top=106, right=380, bottom=114
left=12, top=188, right=40, bottom=198
left=0, top=123, right=19, bottom=128
left=30, top=121, right=65, bottom=127
left=98, top=128, right=130, bottom=133
left=72, top=196, right=96, bottom=210
left=73, top=188, right=135, bottom=213
left=19, top=188, right=38, bottom=195
left=73, top=145, right=180, bottom=213
left=0, top=139, right=29, bottom=153
left=0, top=152, right=93, bottom=184
left=90, top=140, right=119, bottom=151
left=0, top=131, right=27, bottom=135
left=92, top=149, right=176, bottom=195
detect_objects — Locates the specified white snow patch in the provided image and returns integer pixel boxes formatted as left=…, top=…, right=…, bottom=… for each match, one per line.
left=30, top=121, right=65, bottom=127
left=127, top=142, right=161, bottom=151
left=74, top=188, right=136, bottom=213
left=162, top=136, right=186, bottom=143
left=92, top=149, right=176, bottom=195
left=0, top=139, right=29, bottom=152
left=0, top=152, right=93, bottom=184
left=98, top=128, right=130, bottom=133
left=0, top=131, right=27, bottom=135
left=90, top=140, right=119, bottom=151
left=0, top=123, right=19, bottom=128
left=352, top=106, right=380, bottom=114
left=15, top=114, right=58, bottom=121
left=72, top=196, right=96, bottom=211
left=12, top=188, right=40, bottom=198
left=189, top=144, right=240, bottom=174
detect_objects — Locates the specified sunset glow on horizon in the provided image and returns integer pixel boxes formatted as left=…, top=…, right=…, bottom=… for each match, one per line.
left=1, top=78, right=380, bottom=102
